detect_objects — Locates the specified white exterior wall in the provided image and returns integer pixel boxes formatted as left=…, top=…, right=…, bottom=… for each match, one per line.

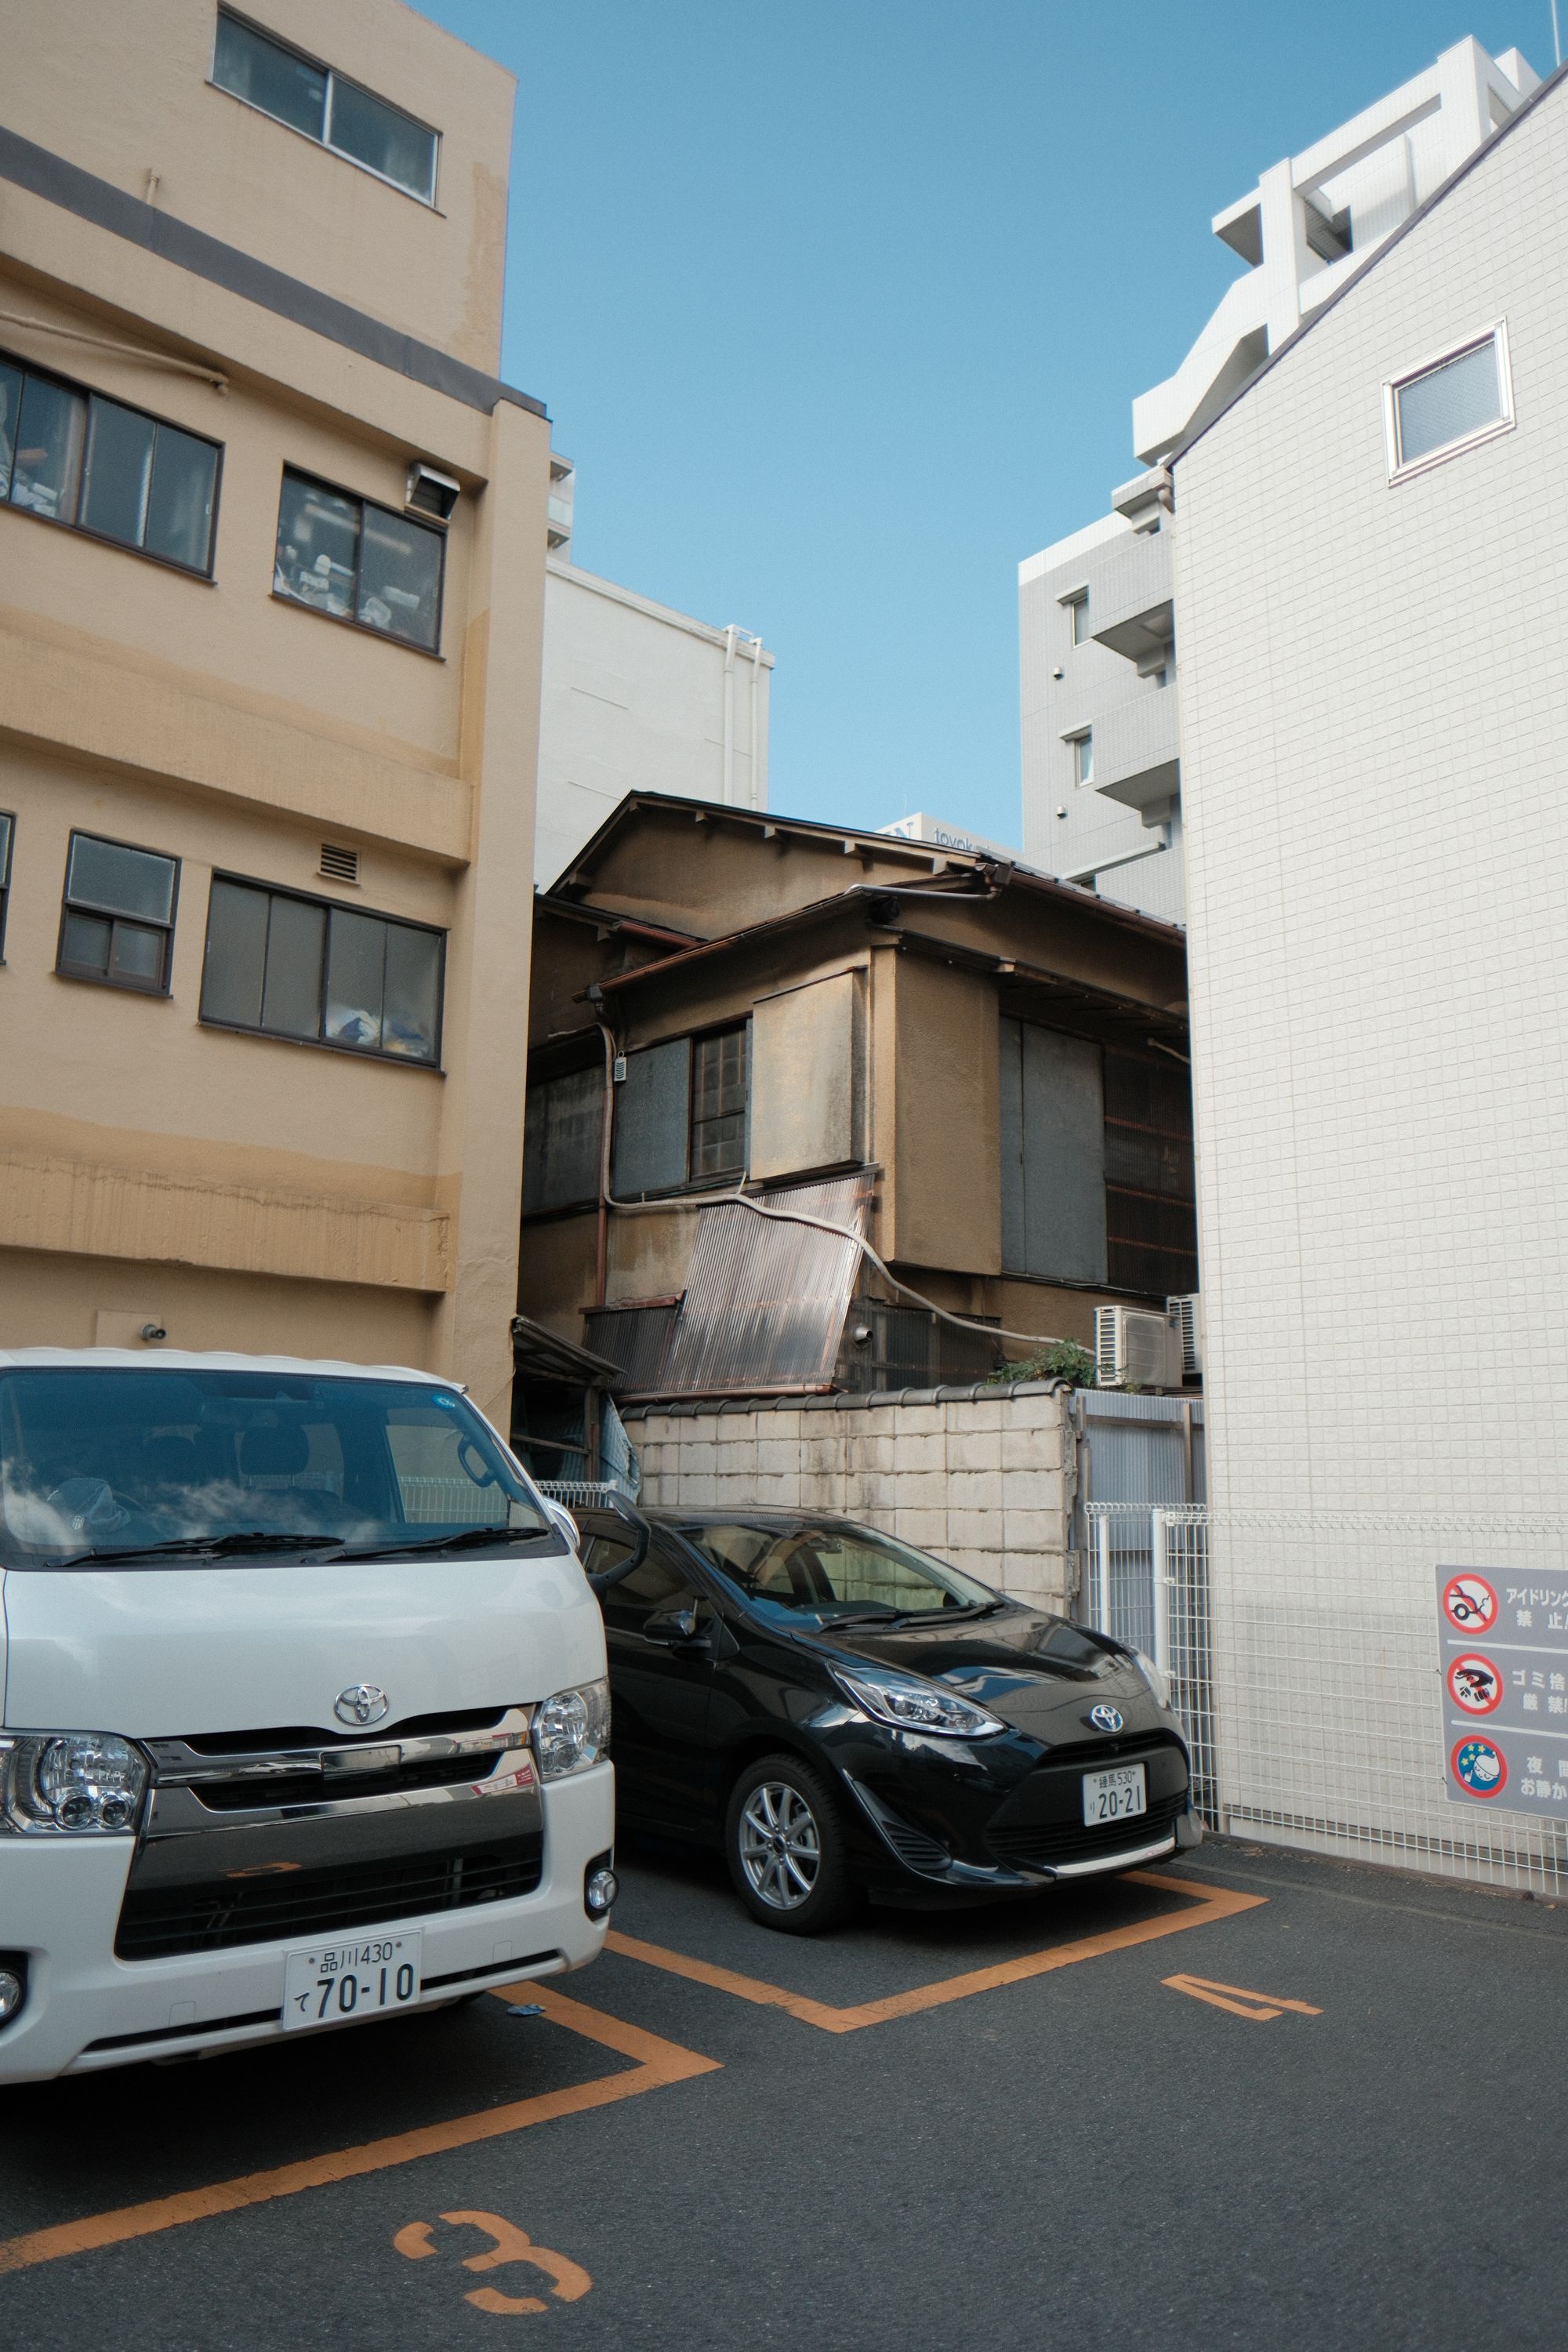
left=1167, top=76, right=1568, bottom=1887
left=624, top=1385, right=1076, bottom=1616
left=535, top=559, right=771, bottom=887
left=1175, top=77, right=1568, bottom=1520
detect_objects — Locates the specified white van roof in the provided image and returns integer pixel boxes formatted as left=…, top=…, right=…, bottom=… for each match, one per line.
left=0, top=1348, right=452, bottom=1385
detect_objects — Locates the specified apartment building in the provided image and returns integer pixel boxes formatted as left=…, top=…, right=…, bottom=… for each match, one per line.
left=534, top=457, right=772, bottom=887
left=1172, top=59, right=1568, bottom=1873
left=1021, top=34, right=1540, bottom=918
left=0, top=1, right=550, bottom=1422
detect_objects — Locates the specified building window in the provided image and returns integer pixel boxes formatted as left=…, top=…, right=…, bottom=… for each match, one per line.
left=200, top=877, right=444, bottom=1065
left=0, top=354, right=219, bottom=573
left=690, top=1025, right=750, bottom=1178
left=524, top=1066, right=604, bottom=1213
left=1062, top=590, right=1089, bottom=646
left=212, top=11, right=438, bottom=203
left=1385, top=325, right=1513, bottom=481
left=274, top=470, right=444, bottom=652
left=1067, top=729, right=1094, bottom=786
left=0, top=811, right=12, bottom=960
left=57, top=833, right=180, bottom=994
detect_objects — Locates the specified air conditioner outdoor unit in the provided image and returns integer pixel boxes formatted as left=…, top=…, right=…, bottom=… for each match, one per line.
left=1094, top=1304, right=1184, bottom=1389
left=1167, top=1292, right=1203, bottom=1378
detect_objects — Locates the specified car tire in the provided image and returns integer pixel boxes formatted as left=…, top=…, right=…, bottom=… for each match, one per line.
left=724, top=1753, right=856, bottom=1935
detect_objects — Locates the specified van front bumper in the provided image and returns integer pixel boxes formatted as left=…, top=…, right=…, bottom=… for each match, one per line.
left=0, top=1764, right=615, bottom=2085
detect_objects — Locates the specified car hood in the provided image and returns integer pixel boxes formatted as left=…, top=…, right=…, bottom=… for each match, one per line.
left=0, top=1557, right=603, bottom=1738
left=799, top=1604, right=1165, bottom=1744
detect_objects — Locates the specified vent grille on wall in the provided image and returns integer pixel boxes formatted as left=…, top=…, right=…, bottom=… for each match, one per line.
left=319, top=844, right=359, bottom=885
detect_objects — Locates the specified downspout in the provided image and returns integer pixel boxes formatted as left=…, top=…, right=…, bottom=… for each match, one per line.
left=748, top=631, right=763, bottom=807
left=721, top=624, right=738, bottom=805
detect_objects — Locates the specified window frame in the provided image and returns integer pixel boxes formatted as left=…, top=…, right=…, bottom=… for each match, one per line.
left=56, top=830, right=181, bottom=997
left=1383, top=321, right=1515, bottom=485
left=272, top=465, right=447, bottom=657
left=1060, top=587, right=1089, bottom=647
left=1065, top=728, right=1094, bottom=786
left=0, top=811, right=12, bottom=964
left=687, top=1018, right=751, bottom=1185
left=198, top=870, right=447, bottom=1070
left=0, top=350, right=223, bottom=579
left=210, top=9, right=441, bottom=208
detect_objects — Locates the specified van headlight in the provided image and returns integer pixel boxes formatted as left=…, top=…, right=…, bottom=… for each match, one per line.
left=0, top=1732, right=148, bottom=1834
left=534, top=1681, right=611, bottom=1780
left=832, top=1664, right=1004, bottom=1739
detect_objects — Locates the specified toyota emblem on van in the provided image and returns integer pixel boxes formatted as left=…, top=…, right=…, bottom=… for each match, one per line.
left=335, top=1684, right=390, bottom=1727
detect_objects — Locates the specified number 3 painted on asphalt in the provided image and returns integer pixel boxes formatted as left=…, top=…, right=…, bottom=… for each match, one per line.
left=394, top=2209, right=593, bottom=2314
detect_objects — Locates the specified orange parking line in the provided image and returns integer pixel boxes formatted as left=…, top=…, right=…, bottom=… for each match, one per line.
left=1163, top=1972, right=1322, bottom=2021
left=0, top=1984, right=719, bottom=2280
left=606, top=1870, right=1265, bottom=2033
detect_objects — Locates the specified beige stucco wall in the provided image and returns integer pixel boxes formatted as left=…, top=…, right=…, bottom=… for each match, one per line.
left=0, top=2, right=546, bottom=1422
left=625, top=1385, right=1076, bottom=1615
left=14, top=0, right=515, bottom=372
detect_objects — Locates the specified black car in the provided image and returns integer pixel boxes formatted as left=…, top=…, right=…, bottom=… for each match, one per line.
left=572, top=1501, right=1199, bottom=1933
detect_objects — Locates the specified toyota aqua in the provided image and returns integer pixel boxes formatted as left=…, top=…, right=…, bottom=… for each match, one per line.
left=0, top=1350, right=615, bottom=2083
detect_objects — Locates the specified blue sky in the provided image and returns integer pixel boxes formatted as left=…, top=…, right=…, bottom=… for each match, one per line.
left=419, top=2, right=1548, bottom=847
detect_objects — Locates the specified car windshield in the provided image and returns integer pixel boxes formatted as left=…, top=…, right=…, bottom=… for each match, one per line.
left=0, top=1368, right=554, bottom=1567
left=679, top=1519, right=999, bottom=1628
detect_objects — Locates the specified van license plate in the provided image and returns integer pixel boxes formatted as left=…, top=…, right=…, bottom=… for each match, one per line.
left=284, top=1932, right=423, bottom=2031
left=1081, top=1763, right=1147, bottom=1825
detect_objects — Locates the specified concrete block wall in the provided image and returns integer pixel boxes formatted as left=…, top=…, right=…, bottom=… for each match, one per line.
left=622, top=1381, right=1076, bottom=1613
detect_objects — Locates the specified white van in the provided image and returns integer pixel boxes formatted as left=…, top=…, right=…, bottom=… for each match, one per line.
left=0, top=1349, right=615, bottom=2083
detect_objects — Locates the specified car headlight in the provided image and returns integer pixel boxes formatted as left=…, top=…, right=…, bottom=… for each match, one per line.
left=534, top=1680, right=612, bottom=1780
left=1132, top=1650, right=1172, bottom=1709
left=0, top=1732, right=148, bottom=1835
left=832, top=1664, right=1004, bottom=1739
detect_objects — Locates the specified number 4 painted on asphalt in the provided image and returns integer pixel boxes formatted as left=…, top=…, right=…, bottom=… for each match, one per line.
left=1163, top=1973, right=1322, bottom=2023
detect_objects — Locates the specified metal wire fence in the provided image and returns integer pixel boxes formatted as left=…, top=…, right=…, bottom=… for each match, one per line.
left=1083, top=1502, right=1568, bottom=1893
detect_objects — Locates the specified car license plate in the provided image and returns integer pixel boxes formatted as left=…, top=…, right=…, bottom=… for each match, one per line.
left=1082, top=1762, right=1147, bottom=1826
left=283, top=1931, right=422, bottom=2031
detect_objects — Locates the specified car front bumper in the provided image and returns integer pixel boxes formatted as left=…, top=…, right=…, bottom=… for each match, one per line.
left=0, top=1764, right=614, bottom=2084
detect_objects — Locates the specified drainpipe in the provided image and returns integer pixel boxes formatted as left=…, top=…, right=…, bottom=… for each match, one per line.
left=721, top=624, right=738, bottom=805
left=748, top=631, right=763, bottom=808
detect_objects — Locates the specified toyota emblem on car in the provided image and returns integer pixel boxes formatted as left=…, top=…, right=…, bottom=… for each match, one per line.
left=1088, top=1704, right=1124, bottom=1733
left=335, top=1683, right=390, bottom=1727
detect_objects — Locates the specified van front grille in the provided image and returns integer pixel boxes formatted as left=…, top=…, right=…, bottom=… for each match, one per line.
left=115, top=1832, right=543, bottom=1959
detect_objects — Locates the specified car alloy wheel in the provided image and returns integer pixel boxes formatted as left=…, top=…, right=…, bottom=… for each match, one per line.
left=724, top=1753, right=855, bottom=1935
left=739, top=1780, right=821, bottom=1911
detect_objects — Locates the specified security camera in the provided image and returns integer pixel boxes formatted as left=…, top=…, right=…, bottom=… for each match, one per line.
left=140, top=1323, right=168, bottom=1345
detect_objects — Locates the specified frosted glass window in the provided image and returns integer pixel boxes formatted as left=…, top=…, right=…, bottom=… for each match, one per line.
left=1393, top=335, right=1508, bottom=471
left=59, top=833, right=179, bottom=995
left=202, top=876, right=441, bottom=1065
left=214, top=11, right=437, bottom=201
left=0, top=353, right=217, bottom=571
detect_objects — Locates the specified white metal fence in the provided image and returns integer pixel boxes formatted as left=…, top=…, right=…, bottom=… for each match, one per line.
left=1082, top=1502, right=1568, bottom=1895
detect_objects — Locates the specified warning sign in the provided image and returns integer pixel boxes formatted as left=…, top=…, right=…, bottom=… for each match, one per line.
left=1441, top=1573, right=1498, bottom=1635
left=1446, top=1654, right=1502, bottom=1715
left=1436, top=1566, right=1568, bottom=1818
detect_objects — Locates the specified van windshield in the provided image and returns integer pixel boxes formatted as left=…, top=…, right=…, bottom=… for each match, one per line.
left=0, top=1369, right=554, bottom=1567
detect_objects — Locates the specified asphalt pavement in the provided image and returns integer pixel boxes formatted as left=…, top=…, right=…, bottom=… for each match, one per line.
left=2, top=1832, right=1564, bottom=2351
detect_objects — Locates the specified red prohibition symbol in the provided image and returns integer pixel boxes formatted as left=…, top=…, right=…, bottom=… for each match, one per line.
left=1442, top=1573, right=1499, bottom=1635
left=1447, top=1654, right=1503, bottom=1715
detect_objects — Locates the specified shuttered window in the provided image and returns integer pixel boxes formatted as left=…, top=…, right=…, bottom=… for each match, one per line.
left=1000, top=1018, right=1107, bottom=1282
left=524, top=1067, right=604, bottom=1213
left=1103, top=1049, right=1197, bottom=1298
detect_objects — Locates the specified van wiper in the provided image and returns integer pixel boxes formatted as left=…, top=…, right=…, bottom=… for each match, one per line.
left=329, top=1525, right=551, bottom=1563
left=50, top=1531, right=347, bottom=1568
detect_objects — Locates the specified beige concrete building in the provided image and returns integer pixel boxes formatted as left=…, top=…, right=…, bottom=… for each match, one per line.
left=0, top=0, right=551, bottom=1421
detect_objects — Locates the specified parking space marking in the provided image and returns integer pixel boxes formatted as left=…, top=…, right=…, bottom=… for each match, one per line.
left=0, top=1984, right=720, bottom=2281
left=394, top=2210, right=593, bottom=2315
left=1163, top=1972, right=1322, bottom=2023
left=605, top=1870, right=1266, bottom=2033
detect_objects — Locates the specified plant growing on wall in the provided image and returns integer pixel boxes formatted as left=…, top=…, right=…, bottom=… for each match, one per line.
left=988, top=1339, right=1096, bottom=1388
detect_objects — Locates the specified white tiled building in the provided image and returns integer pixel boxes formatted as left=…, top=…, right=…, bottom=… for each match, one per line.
left=1022, top=36, right=1540, bottom=918
left=1171, top=60, right=1568, bottom=1881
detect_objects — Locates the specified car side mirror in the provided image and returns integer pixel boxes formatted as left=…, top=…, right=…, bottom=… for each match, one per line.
left=543, top=1499, right=580, bottom=1550
left=643, top=1604, right=703, bottom=1646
